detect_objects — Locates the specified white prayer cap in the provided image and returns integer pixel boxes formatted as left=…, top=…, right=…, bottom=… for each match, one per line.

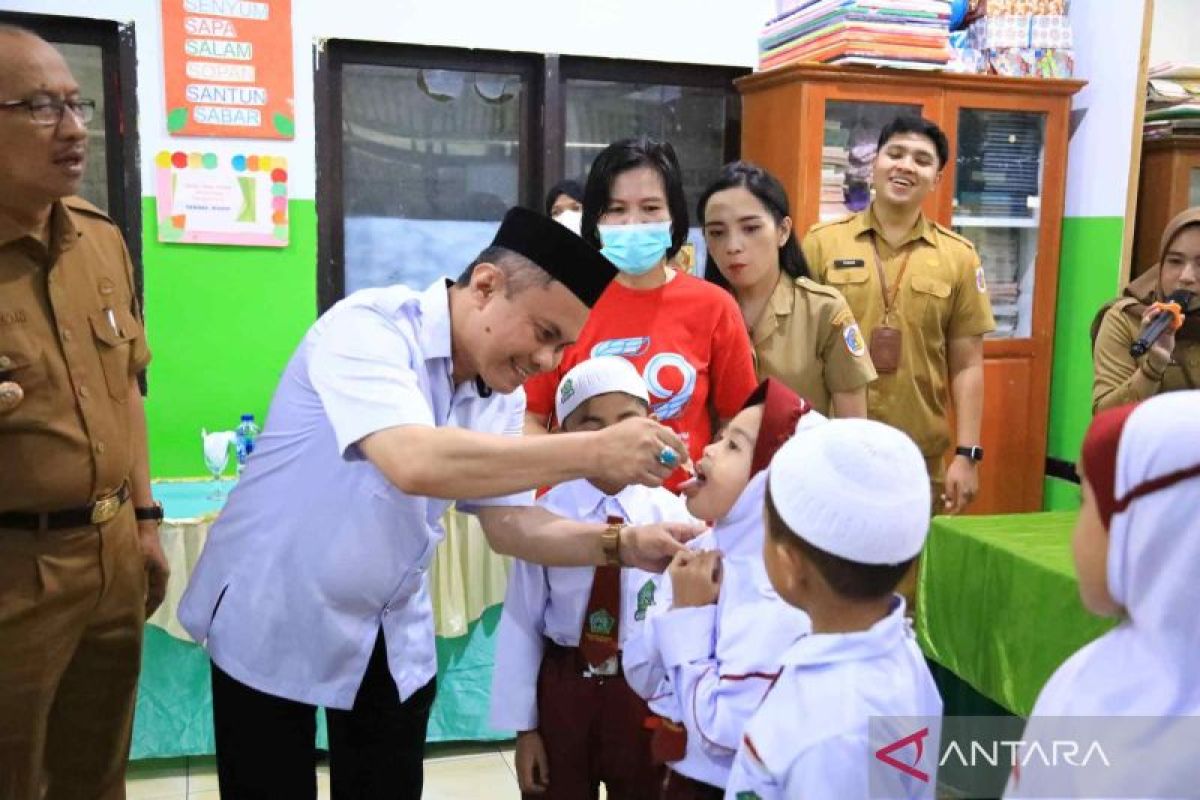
left=555, top=356, right=649, bottom=425
left=767, top=418, right=930, bottom=564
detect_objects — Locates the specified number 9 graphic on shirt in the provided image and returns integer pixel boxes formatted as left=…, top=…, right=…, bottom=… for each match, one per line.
left=642, top=352, right=697, bottom=422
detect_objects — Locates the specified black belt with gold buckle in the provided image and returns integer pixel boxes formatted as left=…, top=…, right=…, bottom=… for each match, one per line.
left=0, top=484, right=131, bottom=530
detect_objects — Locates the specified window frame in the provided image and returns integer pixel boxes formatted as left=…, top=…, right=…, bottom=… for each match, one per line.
left=0, top=11, right=143, bottom=300
left=315, top=41, right=544, bottom=312
left=549, top=55, right=748, bottom=201
left=315, top=42, right=748, bottom=312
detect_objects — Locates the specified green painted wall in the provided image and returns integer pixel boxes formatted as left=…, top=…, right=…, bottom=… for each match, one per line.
left=138, top=202, right=1125, bottom=502
left=1043, top=215, right=1126, bottom=510
left=142, top=198, right=317, bottom=477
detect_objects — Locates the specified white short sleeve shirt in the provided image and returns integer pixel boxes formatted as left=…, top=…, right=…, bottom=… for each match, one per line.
left=723, top=601, right=944, bottom=800
left=178, top=279, right=531, bottom=709
left=488, top=480, right=696, bottom=732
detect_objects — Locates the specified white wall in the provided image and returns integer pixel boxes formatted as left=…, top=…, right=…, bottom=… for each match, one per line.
left=1063, top=0, right=1147, bottom=219
left=0, top=0, right=775, bottom=199
left=1149, top=0, right=1198, bottom=67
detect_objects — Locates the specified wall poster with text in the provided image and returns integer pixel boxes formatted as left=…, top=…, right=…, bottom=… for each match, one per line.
left=161, top=0, right=295, bottom=139
left=156, top=150, right=289, bottom=246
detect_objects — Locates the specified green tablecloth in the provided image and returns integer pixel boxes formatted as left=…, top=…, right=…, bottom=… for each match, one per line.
left=915, top=512, right=1117, bottom=718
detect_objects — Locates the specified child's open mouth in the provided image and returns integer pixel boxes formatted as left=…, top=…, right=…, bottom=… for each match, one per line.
left=679, top=463, right=708, bottom=494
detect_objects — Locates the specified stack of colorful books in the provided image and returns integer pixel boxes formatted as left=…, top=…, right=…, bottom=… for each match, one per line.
left=759, top=0, right=952, bottom=72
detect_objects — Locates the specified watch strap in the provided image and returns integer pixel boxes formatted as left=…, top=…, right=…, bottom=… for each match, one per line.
left=135, top=502, right=165, bottom=522
left=602, top=514, right=623, bottom=567
left=955, top=446, right=983, bottom=463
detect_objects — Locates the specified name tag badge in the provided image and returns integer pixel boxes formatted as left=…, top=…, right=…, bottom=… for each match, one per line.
left=833, top=258, right=865, bottom=269
left=869, top=325, right=903, bottom=374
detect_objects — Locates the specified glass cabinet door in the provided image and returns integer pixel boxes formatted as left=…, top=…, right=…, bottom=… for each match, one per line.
left=952, top=109, right=1047, bottom=339
left=821, top=100, right=921, bottom=222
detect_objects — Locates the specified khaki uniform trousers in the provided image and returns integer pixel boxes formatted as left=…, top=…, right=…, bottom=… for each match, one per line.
left=896, top=454, right=948, bottom=611
left=0, top=503, right=144, bottom=800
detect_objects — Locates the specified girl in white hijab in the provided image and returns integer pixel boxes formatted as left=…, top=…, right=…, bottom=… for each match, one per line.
left=1006, top=390, right=1200, bottom=798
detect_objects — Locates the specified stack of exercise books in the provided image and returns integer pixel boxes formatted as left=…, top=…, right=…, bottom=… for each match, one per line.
left=1144, top=64, right=1200, bottom=141
left=759, top=0, right=952, bottom=72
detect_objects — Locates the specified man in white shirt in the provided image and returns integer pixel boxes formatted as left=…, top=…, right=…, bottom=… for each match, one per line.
left=178, top=208, right=699, bottom=799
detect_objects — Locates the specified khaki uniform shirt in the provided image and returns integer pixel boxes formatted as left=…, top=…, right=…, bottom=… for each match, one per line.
left=751, top=273, right=877, bottom=416
left=1092, top=298, right=1200, bottom=411
left=801, top=206, right=995, bottom=459
left=0, top=197, right=150, bottom=512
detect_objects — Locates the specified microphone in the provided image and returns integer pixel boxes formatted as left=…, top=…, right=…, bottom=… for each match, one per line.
left=1130, top=290, right=1194, bottom=357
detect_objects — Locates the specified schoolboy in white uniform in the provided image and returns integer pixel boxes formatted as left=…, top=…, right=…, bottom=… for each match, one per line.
left=491, top=356, right=697, bottom=799
left=724, top=418, right=943, bottom=800
left=623, top=379, right=819, bottom=800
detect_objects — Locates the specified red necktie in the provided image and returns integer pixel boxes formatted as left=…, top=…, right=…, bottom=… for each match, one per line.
left=578, top=515, right=622, bottom=669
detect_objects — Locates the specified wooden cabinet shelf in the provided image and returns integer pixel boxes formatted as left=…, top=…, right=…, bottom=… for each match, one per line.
left=737, top=63, right=1084, bottom=514
left=1132, top=135, right=1200, bottom=278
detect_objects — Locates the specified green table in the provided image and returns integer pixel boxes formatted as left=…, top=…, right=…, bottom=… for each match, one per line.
left=916, top=512, right=1117, bottom=718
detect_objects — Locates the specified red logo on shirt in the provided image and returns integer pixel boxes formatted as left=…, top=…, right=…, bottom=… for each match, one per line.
left=874, top=727, right=930, bottom=782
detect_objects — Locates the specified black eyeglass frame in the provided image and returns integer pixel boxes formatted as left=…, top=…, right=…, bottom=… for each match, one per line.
left=0, top=96, right=97, bottom=126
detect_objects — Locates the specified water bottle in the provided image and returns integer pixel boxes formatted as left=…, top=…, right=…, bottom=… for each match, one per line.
left=234, top=413, right=260, bottom=475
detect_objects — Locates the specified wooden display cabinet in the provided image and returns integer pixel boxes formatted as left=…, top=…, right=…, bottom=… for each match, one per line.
left=737, top=64, right=1084, bottom=514
left=1132, top=135, right=1200, bottom=278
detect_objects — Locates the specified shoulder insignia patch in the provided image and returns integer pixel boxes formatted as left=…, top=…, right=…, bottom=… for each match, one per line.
left=843, top=323, right=867, bottom=357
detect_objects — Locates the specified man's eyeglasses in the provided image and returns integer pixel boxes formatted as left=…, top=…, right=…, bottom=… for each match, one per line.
left=0, top=97, right=96, bottom=126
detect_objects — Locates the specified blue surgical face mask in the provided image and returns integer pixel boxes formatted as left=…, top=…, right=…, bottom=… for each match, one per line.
left=598, top=221, right=673, bottom=276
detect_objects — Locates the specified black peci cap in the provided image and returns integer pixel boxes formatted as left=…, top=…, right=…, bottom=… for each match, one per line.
left=491, top=207, right=618, bottom=308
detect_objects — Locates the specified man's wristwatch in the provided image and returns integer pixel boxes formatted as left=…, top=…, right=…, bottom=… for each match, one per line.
left=601, top=515, right=623, bottom=567
left=955, top=446, right=984, bottom=463
left=134, top=501, right=165, bottom=524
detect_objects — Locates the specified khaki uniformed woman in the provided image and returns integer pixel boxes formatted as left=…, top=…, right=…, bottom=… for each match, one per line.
left=801, top=117, right=995, bottom=513
left=701, top=161, right=876, bottom=417
left=1092, top=206, right=1200, bottom=411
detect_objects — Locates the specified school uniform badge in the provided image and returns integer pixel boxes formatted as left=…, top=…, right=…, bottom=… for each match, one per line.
left=843, top=323, right=867, bottom=357
left=635, top=579, right=656, bottom=621
left=588, top=608, right=615, bottom=636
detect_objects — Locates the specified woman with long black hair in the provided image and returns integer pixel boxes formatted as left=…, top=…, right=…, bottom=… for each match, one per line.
left=700, top=161, right=875, bottom=417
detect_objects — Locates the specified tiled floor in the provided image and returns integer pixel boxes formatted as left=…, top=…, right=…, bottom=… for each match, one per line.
left=125, top=742, right=523, bottom=800
left=127, top=749, right=954, bottom=799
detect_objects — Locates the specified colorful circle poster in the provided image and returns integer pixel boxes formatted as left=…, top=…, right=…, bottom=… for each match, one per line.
left=156, top=150, right=289, bottom=246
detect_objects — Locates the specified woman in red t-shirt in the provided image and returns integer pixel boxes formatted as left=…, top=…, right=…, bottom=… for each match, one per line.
left=523, top=137, right=758, bottom=491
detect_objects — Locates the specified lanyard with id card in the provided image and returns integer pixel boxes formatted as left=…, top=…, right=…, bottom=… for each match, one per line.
left=868, top=235, right=912, bottom=374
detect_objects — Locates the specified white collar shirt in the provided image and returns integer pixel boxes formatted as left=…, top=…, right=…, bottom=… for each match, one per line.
left=723, top=600, right=944, bottom=800
left=178, top=279, right=531, bottom=709
left=488, top=479, right=696, bottom=732
left=621, top=473, right=813, bottom=789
